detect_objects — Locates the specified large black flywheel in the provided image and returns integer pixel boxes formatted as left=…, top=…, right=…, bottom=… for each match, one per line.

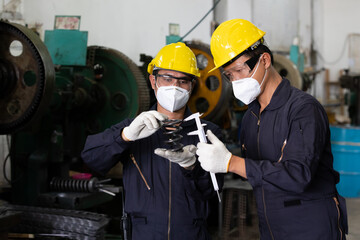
left=0, top=20, right=55, bottom=134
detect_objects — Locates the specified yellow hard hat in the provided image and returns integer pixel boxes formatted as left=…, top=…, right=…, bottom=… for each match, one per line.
left=209, top=19, right=266, bottom=73
left=147, top=42, right=200, bottom=77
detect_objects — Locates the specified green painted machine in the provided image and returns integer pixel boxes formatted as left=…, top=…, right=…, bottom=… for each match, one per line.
left=0, top=20, right=150, bottom=206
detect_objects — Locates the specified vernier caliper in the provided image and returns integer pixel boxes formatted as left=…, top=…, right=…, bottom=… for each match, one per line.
left=185, top=112, right=221, bottom=202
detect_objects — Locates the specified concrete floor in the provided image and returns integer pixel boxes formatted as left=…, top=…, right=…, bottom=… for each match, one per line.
left=212, top=197, right=360, bottom=240
left=345, top=198, right=360, bottom=240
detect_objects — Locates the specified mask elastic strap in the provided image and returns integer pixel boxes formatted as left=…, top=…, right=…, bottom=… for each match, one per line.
left=259, top=69, right=267, bottom=88
left=249, top=54, right=263, bottom=78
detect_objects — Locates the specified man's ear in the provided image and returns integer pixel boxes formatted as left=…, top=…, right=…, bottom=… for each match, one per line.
left=149, top=74, right=156, bottom=90
left=263, top=52, right=271, bottom=69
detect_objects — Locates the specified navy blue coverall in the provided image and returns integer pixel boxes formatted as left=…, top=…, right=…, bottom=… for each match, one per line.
left=81, top=107, right=223, bottom=240
left=241, top=78, right=348, bottom=240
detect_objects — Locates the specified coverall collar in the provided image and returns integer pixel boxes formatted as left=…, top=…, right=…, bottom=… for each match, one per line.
left=248, top=78, right=292, bottom=112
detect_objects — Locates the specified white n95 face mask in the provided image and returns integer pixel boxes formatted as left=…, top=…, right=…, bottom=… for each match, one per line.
left=156, top=86, right=190, bottom=112
left=232, top=55, right=267, bottom=105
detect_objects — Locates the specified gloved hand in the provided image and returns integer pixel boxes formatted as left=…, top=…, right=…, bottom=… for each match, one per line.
left=122, top=110, right=168, bottom=141
left=154, top=145, right=197, bottom=168
left=196, top=130, right=232, bottom=173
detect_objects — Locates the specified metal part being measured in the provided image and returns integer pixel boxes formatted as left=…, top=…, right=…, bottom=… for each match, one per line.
left=162, top=119, right=184, bottom=152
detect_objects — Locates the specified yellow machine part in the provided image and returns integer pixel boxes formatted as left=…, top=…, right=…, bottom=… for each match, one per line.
left=186, top=41, right=231, bottom=124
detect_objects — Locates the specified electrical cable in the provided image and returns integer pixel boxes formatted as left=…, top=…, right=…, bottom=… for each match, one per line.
left=2, top=135, right=11, bottom=185
left=2, top=154, right=10, bottom=184
left=179, top=0, right=221, bottom=42
left=315, top=34, right=350, bottom=65
left=3, top=134, right=22, bottom=185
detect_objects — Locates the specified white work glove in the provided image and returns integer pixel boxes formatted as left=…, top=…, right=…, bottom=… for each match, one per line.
left=196, top=130, right=232, bottom=173
left=122, top=110, right=168, bottom=141
left=154, top=145, right=197, bottom=168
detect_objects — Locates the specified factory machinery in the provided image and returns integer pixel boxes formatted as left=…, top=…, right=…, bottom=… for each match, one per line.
left=0, top=19, right=152, bottom=239
left=0, top=19, right=305, bottom=239
left=331, top=69, right=360, bottom=199
left=339, top=70, right=360, bottom=126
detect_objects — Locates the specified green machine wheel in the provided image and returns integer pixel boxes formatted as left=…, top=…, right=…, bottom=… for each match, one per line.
left=84, top=46, right=150, bottom=133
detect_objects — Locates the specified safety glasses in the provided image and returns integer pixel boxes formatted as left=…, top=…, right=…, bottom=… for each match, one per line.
left=156, top=74, right=194, bottom=88
left=221, top=54, right=261, bottom=82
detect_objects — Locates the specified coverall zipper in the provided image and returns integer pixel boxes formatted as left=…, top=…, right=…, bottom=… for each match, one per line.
left=250, top=111, right=261, bottom=159
left=252, top=111, right=275, bottom=240
left=168, top=162, right=172, bottom=240
left=262, top=187, right=275, bottom=240
left=333, top=197, right=343, bottom=240
left=278, top=139, right=287, bottom=162
left=242, top=144, right=247, bottom=153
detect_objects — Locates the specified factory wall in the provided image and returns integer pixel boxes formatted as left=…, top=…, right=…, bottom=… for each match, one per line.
left=21, top=0, right=215, bottom=66
left=321, top=0, right=360, bottom=80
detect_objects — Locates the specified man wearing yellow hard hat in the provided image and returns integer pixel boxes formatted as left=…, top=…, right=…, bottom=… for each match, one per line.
left=196, top=19, right=348, bottom=239
left=82, top=42, right=223, bottom=240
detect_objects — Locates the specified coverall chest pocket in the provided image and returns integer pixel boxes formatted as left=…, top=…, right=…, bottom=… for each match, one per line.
left=287, top=122, right=305, bottom=156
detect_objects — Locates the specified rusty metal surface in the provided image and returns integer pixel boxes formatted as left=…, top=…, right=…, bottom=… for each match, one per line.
left=0, top=20, right=54, bottom=134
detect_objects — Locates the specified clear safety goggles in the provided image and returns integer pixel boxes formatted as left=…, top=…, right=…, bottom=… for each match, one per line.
left=156, top=74, right=194, bottom=89
left=222, top=54, right=261, bottom=82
